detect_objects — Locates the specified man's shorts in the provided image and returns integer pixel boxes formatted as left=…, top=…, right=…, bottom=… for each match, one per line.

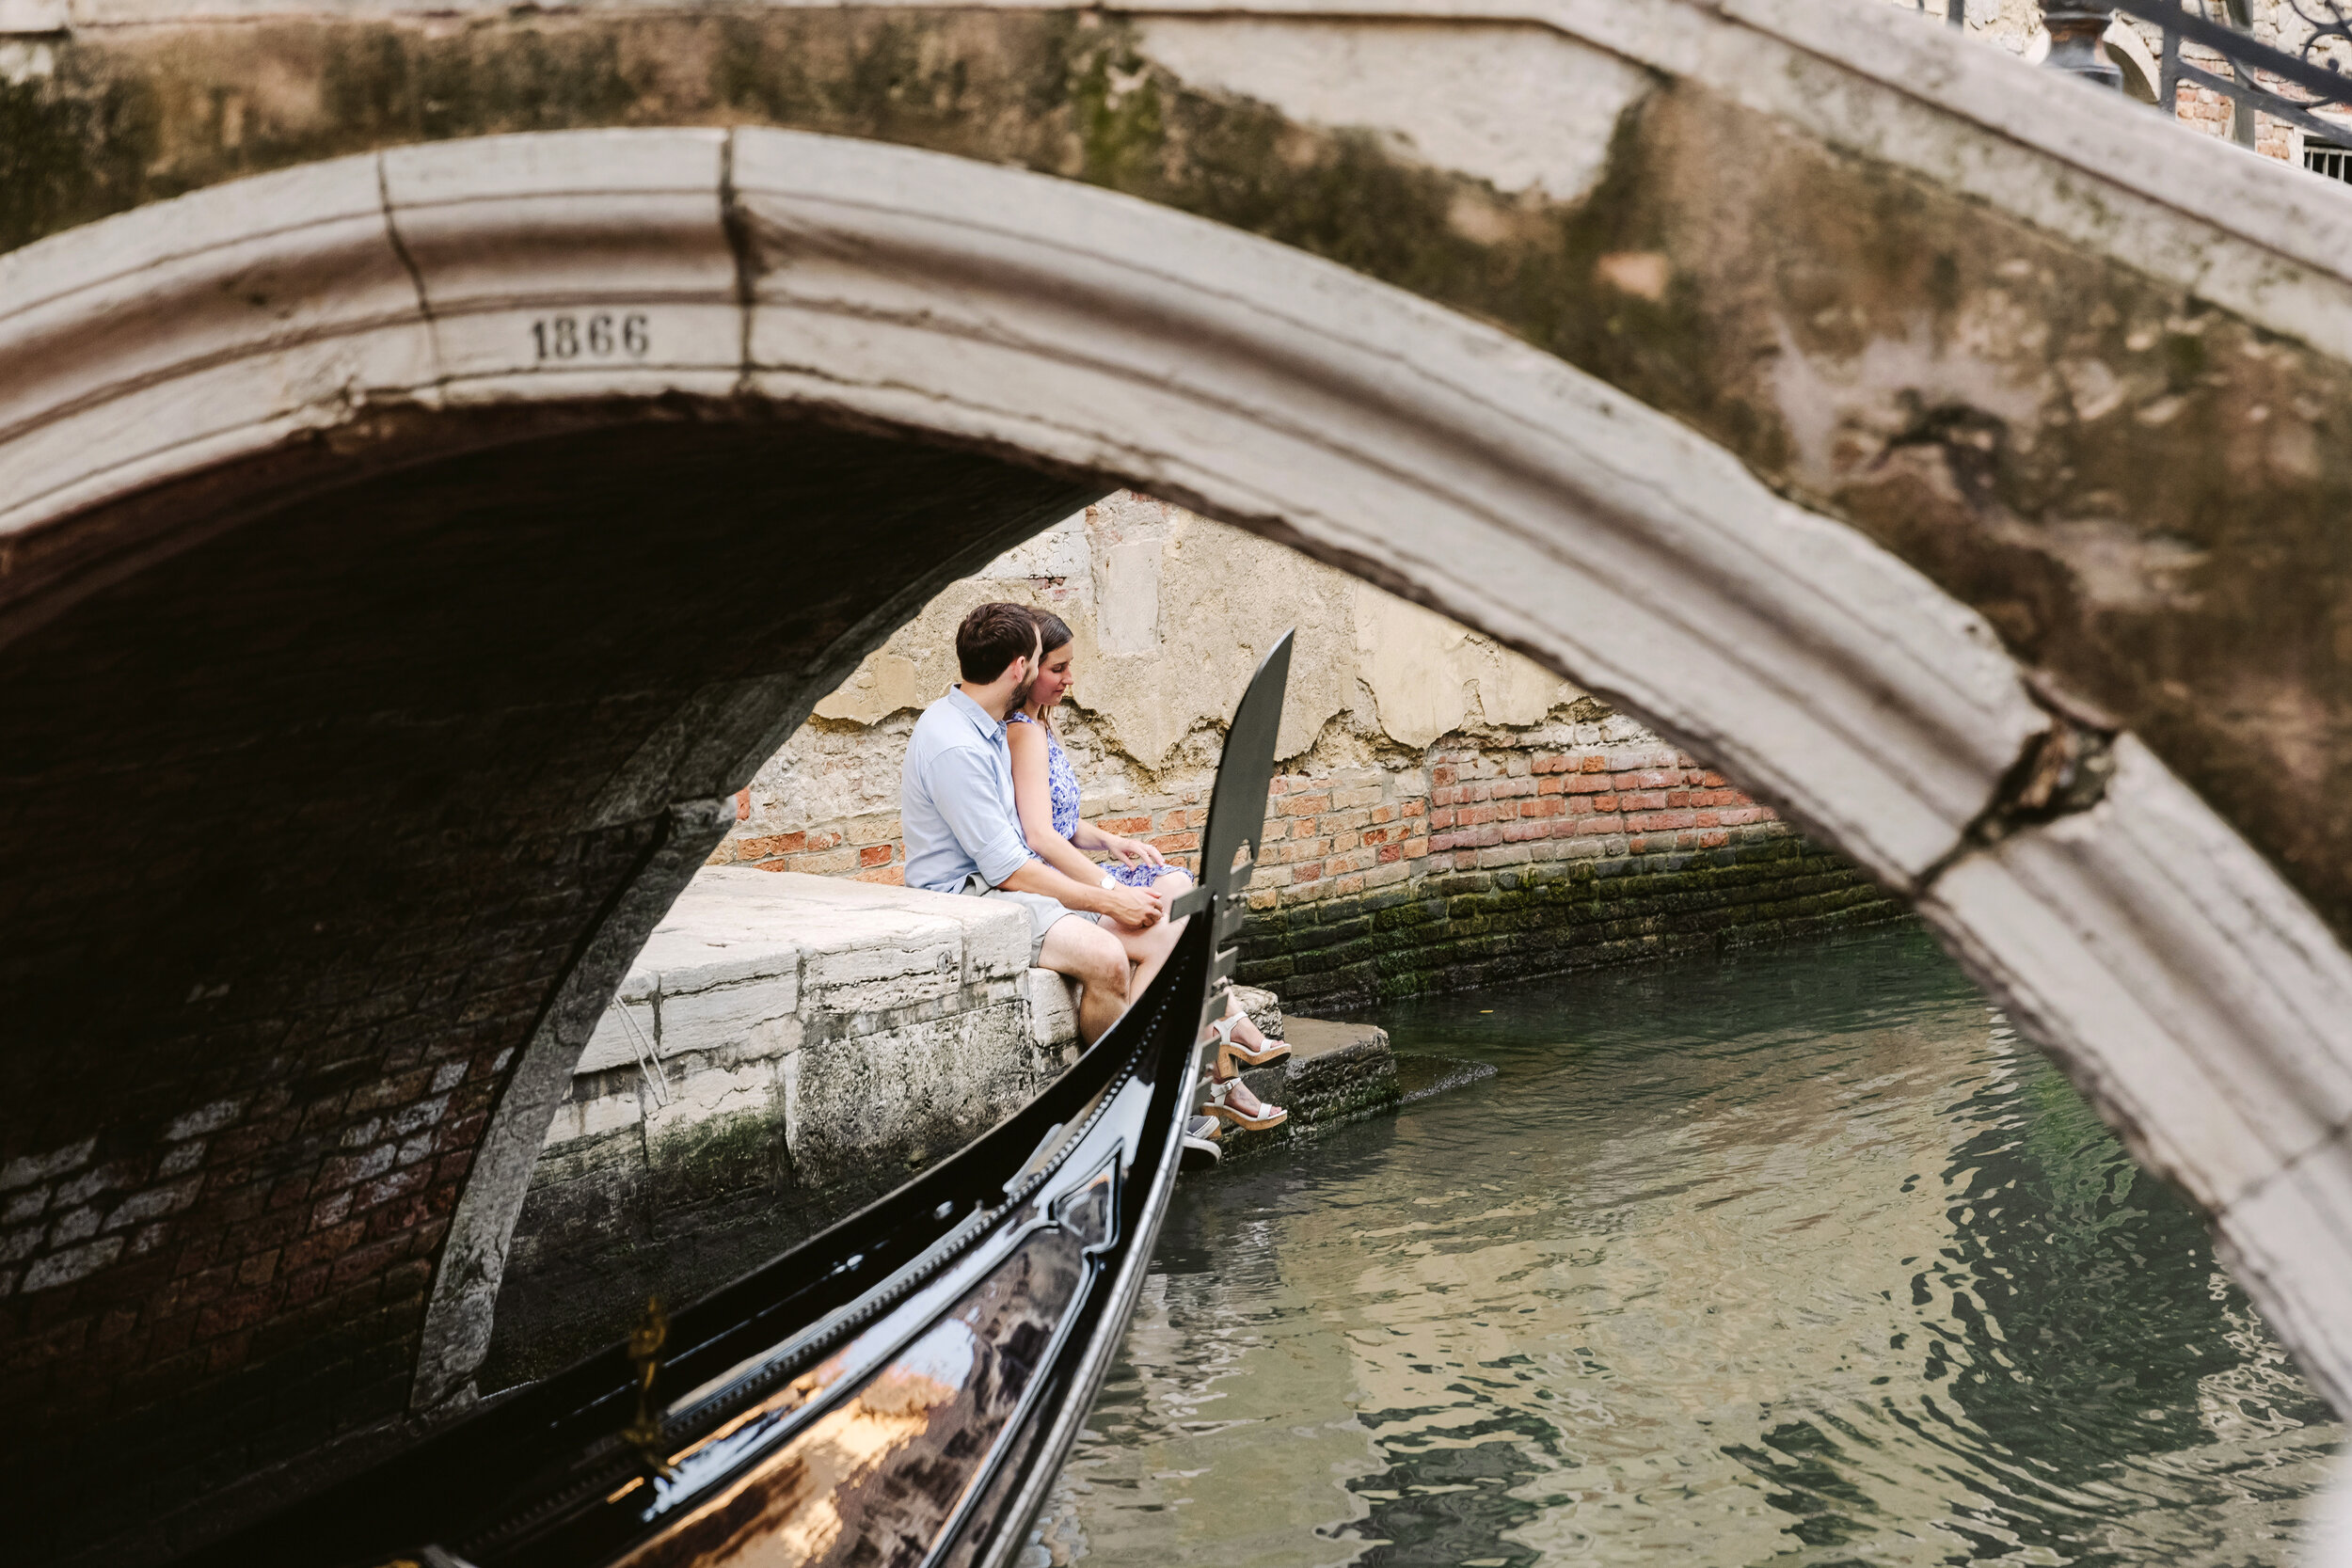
left=960, top=875, right=1102, bottom=962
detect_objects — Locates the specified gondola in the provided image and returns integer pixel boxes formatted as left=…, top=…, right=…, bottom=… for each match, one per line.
left=184, top=632, right=1294, bottom=1568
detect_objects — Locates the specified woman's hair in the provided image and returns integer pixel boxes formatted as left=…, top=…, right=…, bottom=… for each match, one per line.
left=1027, top=607, right=1073, bottom=657
left=955, top=601, right=1041, bottom=684
left=1022, top=609, right=1074, bottom=729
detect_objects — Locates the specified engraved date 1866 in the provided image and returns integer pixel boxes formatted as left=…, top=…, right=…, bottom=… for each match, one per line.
left=531, top=313, right=650, bottom=362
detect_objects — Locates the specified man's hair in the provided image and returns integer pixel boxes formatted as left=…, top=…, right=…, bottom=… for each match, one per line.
left=957, top=602, right=1041, bottom=684
left=1027, top=608, right=1074, bottom=658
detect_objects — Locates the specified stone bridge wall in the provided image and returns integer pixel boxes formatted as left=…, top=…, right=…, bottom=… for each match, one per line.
left=485, top=869, right=1077, bottom=1383
left=713, top=492, right=1900, bottom=1006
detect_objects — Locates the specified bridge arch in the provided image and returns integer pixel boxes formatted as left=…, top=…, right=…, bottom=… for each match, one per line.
left=5, top=125, right=2350, bottom=1550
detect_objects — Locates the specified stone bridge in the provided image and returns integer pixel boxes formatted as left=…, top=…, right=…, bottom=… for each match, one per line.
left=4, top=0, right=2351, bottom=1560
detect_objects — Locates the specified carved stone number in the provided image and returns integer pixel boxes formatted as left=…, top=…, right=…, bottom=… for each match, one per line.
left=530, top=312, right=651, bottom=362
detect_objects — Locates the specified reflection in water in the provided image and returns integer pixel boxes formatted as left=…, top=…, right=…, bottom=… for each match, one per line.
left=1041, top=927, right=2339, bottom=1566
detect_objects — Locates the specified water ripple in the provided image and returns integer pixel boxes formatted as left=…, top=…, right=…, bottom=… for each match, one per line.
left=1039, top=927, right=2339, bottom=1567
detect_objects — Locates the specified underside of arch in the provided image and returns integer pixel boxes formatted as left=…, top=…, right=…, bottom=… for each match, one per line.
left=0, top=403, right=1095, bottom=1559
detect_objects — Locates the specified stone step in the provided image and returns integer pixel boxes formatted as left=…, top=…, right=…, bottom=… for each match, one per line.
left=1211, top=1015, right=1402, bottom=1160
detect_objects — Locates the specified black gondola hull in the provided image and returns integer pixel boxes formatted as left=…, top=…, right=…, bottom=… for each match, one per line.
left=186, top=631, right=1295, bottom=1568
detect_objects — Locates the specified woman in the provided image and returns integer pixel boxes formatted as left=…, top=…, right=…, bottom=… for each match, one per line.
left=1009, top=609, right=1290, bottom=1132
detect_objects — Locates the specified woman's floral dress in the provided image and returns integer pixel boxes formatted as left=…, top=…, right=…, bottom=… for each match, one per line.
left=1009, top=710, right=1170, bottom=888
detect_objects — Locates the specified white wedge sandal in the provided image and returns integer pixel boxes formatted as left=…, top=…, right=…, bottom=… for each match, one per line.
left=1202, top=1065, right=1288, bottom=1132
left=1209, top=1002, right=1290, bottom=1067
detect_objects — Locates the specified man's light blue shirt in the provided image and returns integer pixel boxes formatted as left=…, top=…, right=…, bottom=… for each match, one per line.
left=901, top=687, right=1035, bottom=895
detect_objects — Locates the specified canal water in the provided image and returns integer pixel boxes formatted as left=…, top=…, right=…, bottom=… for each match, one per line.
left=1037, top=925, right=2341, bottom=1566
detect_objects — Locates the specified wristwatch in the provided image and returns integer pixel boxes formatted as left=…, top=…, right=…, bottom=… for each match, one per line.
left=1100, top=872, right=1119, bottom=890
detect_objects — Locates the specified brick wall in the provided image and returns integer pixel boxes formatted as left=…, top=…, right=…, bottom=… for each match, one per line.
left=2168, top=43, right=2303, bottom=159
left=716, top=719, right=1900, bottom=1009
left=1243, top=742, right=1891, bottom=1007
left=716, top=798, right=912, bottom=884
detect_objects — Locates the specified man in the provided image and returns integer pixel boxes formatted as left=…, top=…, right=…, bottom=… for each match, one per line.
left=902, top=602, right=1186, bottom=1044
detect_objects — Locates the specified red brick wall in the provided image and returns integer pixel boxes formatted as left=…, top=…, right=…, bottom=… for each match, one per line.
left=714, top=735, right=1793, bottom=913
left=2163, top=40, right=2313, bottom=161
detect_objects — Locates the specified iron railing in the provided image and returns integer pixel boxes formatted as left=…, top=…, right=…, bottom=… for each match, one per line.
left=2098, top=0, right=2352, bottom=155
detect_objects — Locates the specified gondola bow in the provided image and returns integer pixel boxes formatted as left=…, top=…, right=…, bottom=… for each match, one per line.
left=186, top=632, right=1295, bottom=1568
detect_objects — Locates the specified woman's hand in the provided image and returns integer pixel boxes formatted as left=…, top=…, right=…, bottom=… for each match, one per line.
left=1107, top=835, right=1166, bottom=868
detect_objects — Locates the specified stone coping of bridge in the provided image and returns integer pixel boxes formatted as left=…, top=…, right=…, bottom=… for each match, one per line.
left=7, top=0, right=2352, bottom=363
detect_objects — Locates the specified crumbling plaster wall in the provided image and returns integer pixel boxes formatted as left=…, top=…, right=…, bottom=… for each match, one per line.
left=722, top=491, right=1594, bottom=876
left=718, top=494, right=1897, bottom=1005
left=747, top=491, right=1579, bottom=813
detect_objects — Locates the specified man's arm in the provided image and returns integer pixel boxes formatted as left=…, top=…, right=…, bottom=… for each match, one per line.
left=927, top=743, right=1154, bottom=926
left=929, top=742, right=1041, bottom=887
left=999, top=858, right=1160, bottom=929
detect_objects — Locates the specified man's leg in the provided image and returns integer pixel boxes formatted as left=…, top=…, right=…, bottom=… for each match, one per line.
left=1037, top=916, right=1133, bottom=1044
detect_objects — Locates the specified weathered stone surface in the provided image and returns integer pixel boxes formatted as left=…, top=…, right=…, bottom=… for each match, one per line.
left=1228, top=984, right=1284, bottom=1041
left=1274, top=1019, right=1403, bottom=1128
left=1024, top=966, right=1081, bottom=1052
left=1214, top=1015, right=1404, bottom=1160
left=488, top=869, right=1073, bottom=1383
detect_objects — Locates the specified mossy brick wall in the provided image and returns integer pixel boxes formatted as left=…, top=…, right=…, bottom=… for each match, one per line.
left=1234, top=742, right=1899, bottom=1007
left=727, top=725, right=1901, bottom=1008
left=1240, top=838, right=1893, bottom=1007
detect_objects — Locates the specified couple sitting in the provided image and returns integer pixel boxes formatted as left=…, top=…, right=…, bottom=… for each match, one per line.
left=900, top=602, right=1286, bottom=1132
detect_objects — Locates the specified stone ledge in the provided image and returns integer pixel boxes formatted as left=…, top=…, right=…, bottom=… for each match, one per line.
left=1216, top=1015, right=1403, bottom=1161
left=547, top=869, right=1083, bottom=1165
left=574, top=866, right=1037, bottom=1075
left=496, top=867, right=1089, bottom=1384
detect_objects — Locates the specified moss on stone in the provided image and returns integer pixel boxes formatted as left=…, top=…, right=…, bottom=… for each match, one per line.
left=1244, top=838, right=1903, bottom=1007
left=0, top=64, right=161, bottom=253
left=646, top=1108, right=789, bottom=1210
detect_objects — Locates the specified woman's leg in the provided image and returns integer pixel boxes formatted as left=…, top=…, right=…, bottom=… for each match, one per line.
left=1148, top=867, right=1271, bottom=1041
left=1210, top=1049, right=1280, bottom=1120
left=1140, top=865, right=1283, bottom=1120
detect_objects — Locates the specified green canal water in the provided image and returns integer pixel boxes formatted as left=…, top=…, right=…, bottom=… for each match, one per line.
left=1037, top=925, right=2341, bottom=1566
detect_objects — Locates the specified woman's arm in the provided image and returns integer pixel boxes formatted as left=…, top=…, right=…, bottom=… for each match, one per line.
left=1007, top=721, right=1114, bottom=888
left=1083, top=822, right=1166, bottom=867
left=1057, top=784, right=1165, bottom=865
